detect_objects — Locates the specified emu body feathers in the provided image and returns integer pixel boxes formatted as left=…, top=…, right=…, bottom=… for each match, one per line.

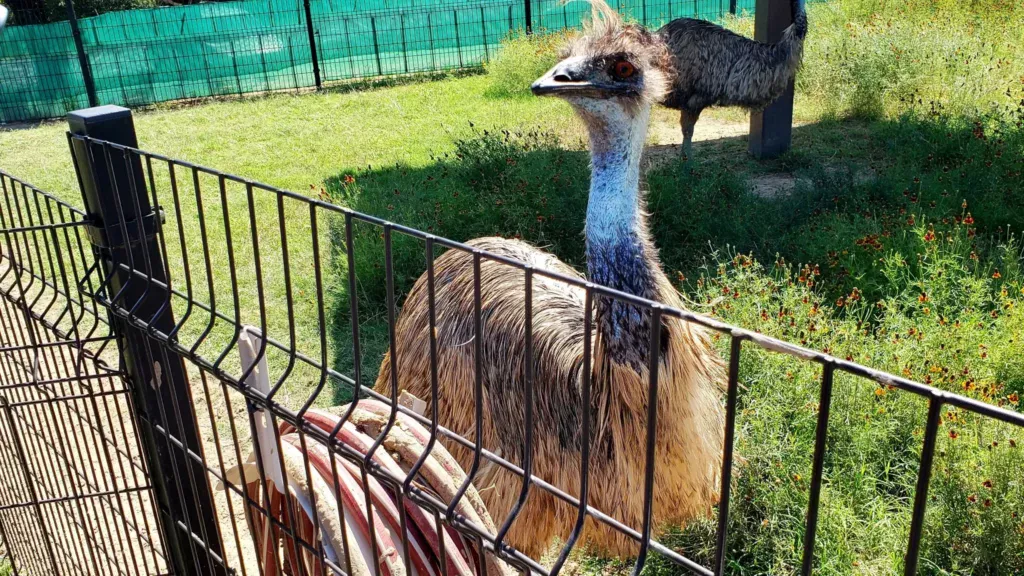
left=376, top=238, right=724, bottom=558
left=659, top=0, right=808, bottom=149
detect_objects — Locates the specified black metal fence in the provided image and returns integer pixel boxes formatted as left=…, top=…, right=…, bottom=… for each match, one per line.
left=0, top=166, right=168, bottom=576
left=0, top=0, right=755, bottom=123
left=2, top=105, right=1023, bottom=576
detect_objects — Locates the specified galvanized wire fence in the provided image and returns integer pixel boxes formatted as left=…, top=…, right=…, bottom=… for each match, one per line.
left=1, top=105, right=1023, bottom=576
left=0, top=0, right=756, bottom=123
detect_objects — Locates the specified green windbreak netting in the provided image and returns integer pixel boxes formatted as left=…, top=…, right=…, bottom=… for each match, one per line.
left=0, top=0, right=755, bottom=123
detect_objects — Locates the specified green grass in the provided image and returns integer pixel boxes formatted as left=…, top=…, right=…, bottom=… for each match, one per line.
left=1, top=0, right=1023, bottom=572
left=1, top=71, right=585, bottom=408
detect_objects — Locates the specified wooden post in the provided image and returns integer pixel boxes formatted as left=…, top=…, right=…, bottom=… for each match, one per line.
left=748, top=0, right=794, bottom=159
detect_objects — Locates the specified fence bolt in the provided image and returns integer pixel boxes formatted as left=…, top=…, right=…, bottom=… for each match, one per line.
left=67, top=105, right=227, bottom=576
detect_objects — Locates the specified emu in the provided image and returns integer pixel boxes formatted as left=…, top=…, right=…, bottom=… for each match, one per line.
left=659, top=0, right=808, bottom=155
left=375, top=1, right=724, bottom=559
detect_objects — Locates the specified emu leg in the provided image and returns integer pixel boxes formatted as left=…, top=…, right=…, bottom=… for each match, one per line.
left=680, top=108, right=701, bottom=160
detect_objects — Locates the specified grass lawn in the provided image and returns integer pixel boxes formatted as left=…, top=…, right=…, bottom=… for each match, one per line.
left=2, top=0, right=1023, bottom=573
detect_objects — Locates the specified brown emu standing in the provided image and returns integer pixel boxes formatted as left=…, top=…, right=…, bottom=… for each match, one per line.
left=659, top=0, right=808, bottom=155
left=375, top=1, right=724, bottom=560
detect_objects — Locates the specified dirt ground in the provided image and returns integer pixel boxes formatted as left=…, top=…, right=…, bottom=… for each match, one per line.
left=0, top=263, right=168, bottom=576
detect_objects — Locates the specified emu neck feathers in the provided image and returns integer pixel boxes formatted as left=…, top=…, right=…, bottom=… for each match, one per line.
left=584, top=104, right=657, bottom=301
left=582, top=103, right=666, bottom=367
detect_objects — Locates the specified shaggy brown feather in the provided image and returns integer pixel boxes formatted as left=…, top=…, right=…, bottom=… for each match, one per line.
left=376, top=237, right=724, bottom=558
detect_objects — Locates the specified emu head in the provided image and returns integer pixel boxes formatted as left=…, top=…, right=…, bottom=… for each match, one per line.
left=531, top=0, right=672, bottom=129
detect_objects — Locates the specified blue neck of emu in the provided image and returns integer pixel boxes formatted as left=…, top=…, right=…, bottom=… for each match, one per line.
left=584, top=108, right=664, bottom=369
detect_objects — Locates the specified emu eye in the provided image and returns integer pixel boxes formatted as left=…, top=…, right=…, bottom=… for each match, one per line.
left=612, top=60, right=636, bottom=80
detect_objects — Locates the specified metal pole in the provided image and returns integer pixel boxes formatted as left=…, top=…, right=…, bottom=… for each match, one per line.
left=303, top=0, right=322, bottom=88
left=730, top=0, right=737, bottom=14
left=371, top=16, right=383, bottom=76
left=453, top=10, right=463, bottom=68
left=748, top=0, right=795, bottom=158
left=66, top=106, right=227, bottom=576
left=65, top=0, right=98, bottom=108
left=524, top=0, right=532, bottom=34
left=480, top=6, right=488, bottom=61
left=400, top=12, right=409, bottom=74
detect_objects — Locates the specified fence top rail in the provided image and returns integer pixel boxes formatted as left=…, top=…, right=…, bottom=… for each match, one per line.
left=68, top=133, right=1024, bottom=431
left=0, top=170, right=88, bottom=219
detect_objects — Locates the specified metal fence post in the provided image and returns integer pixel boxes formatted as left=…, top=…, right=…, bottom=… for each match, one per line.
left=748, top=0, right=795, bottom=158
left=66, top=106, right=227, bottom=576
left=65, top=0, right=98, bottom=107
left=524, top=0, right=532, bottom=34
left=303, top=0, right=322, bottom=88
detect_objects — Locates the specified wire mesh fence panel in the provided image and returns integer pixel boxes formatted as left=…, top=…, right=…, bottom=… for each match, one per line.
left=79, top=0, right=316, bottom=107
left=0, top=0, right=760, bottom=123
left=0, top=106, right=997, bottom=576
left=0, top=19, right=89, bottom=124
left=0, top=170, right=169, bottom=576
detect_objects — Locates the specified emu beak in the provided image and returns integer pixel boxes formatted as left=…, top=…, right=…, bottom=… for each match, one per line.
left=532, top=57, right=595, bottom=96
left=532, top=56, right=634, bottom=98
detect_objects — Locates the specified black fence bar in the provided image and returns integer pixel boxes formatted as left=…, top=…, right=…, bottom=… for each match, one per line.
left=714, top=333, right=743, bottom=575
left=800, top=362, right=835, bottom=575
left=525, top=0, right=533, bottom=34
left=303, top=0, right=322, bottom=89
left=903, top=397, right=944, bottom=576
left=632, top=306, right=664, bottom=575
left=63, top=0, right=98, bottom=108
left=66, top=106, right=226, bottom=576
